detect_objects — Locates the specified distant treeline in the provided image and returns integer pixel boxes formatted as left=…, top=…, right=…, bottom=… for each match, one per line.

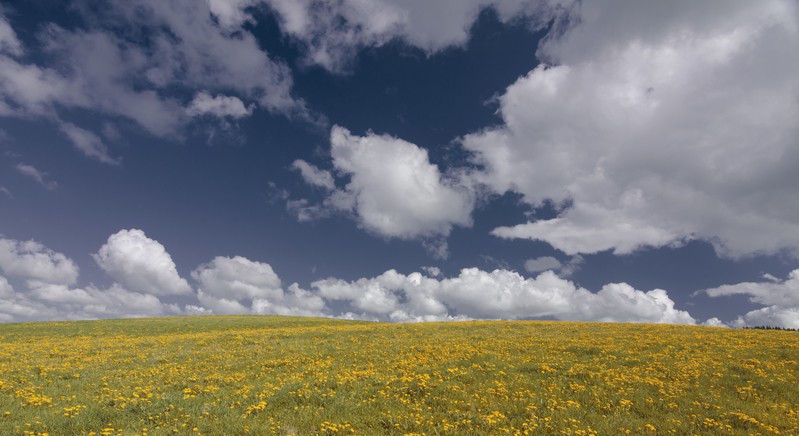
left=743, top=326, right=798, bottom=332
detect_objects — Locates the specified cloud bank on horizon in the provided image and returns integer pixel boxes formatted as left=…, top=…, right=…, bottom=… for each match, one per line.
left=0, top=229, right=706, bottom=325
left=1, top=1, right=798, bottom=327
left=0, top=229, right=795, bottom=328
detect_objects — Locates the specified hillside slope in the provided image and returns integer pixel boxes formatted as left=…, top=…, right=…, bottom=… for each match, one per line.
left=1, top=316, right=797, bottom=435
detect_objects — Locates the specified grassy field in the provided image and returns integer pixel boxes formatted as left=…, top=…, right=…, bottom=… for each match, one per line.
left=0, top=316, right=797, bottom=435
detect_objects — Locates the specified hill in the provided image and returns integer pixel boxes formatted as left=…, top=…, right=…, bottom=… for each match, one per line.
left=1, top=316, right=797, bottom=435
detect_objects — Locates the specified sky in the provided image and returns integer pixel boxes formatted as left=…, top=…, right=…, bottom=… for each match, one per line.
left=1, top=0, right=798, bottom=328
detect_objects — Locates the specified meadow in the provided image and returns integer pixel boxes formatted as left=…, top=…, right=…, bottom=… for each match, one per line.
left=0, top=316, right=797, bottom=435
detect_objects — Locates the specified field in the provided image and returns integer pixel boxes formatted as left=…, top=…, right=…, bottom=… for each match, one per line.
left=0, top=316, right=797, bottom=435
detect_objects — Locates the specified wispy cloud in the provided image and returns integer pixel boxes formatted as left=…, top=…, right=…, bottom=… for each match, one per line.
left=16, top=163, right=57, bottom=190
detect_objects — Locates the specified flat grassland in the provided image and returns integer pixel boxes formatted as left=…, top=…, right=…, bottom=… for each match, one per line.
left=0, top=316, right=797, bottom=435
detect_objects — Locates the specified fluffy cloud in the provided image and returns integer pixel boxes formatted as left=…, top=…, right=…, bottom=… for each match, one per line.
left=0, top=237, right=79, bottom=286
left=94, top=229, right=192, bottom=296
left=192, top=255, right=326, bottom=316
left=0, top=2, right=305, bottom=159
left=0, top=234, right=184, bottom=322
left=523, top=256, right=562, bottom=273
left=260, top=0, right=573, bottom=72
left=704, top=270, right=799, bottom=329
left=462, top=0, right=799, bottom=258
left=27, top=283, right=180, bottom=319
left=193, top=256, right=283, bottom=301
left=312, top=268, right=695, bottom=324
left=292, top=160, right=335, bottom=191
left=16, top=163, right=57, bottom=190
left=295, top=126, right=474, bottom=242
left=0, top=295, right=53, bottom=323
left=186, top=92, right=254, bottom=119
left=0, top=231, right=707, bottom=325
left=0, top=275, right=13, bottom=298
left=524, top=255, right=584, bottom=278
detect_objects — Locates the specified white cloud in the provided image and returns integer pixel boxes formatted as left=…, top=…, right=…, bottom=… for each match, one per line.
left=0, top=49, right=83, bottom=117
left=192, top=255, right=327, bottom=316
left=524, top=254, right=583, bottom=276
left=0, top=275, right=13, bottom=298
left=95, top=0, right=302, bottom=115
left=704, top=269, right=799, bottom=329
left=0, top=13, right=22, bottom=56
left=197, top=289, right=250, bottom=315
left=93, top=229, right=192, bottom=296
left=58, top=122, right=119, bottom=165
left=0, top=237, right=79, bottom=286
left=312, top=267, right=695, bottom=324
left=285, top=198, right=331, bottom=222
left=732, top=306, right=799, bottom=330
left=0, top=186, right=11, bottom=198
left=0, top=233, right=708, bottom=326
left=252, top=283, right=328, bottom=317
left=292, top=160, right=335, bottom=191
left=289, top=126, right=475, bottom=253
left=319, top=126, right=474, bottom=240
left=524, top=256, right=562, bottom=273
left=0, top=234, right=185, bottom=322
left=705, top=270, right=799, bottom=307
left=186, top=92, right=253, bottom=119
left=492, top=202, right=681, bottom=255
left=0, top=295, right=53, bottom=323
left=193, top=256, right=282, bottom=301
left=16, top=163, right=57, bottom=190
left=261, top=0, right=573, bottom=72
left=0, top=2, right=307, bottom=159
left=421, top=266, right=441, bottom=277
left=702, top=317, right=729, bottom=328
left=27, top=283, right=179, bottom=319
left=462, top=0, right=799, bottom=258
left=206, top=0, right=259, bottom=30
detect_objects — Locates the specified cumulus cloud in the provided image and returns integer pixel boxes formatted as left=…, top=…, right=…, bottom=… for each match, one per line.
left=0, top=236, right=79, bottom=286
left=260, top=0, right=573, bottom=72
left=192, top=255, right=326, bottom=316
left=0, top=234, right=185, bottom=322
left=193, top=256, right=283, bottom=301
left=294, top=126, right=474, bottom=243
left=0, top=231, right=704, bottom=325
left=461, top=0, right=799, bottom=258
left=704, top=269, right=799, bottom=329
left=186, top=92, right=254, bottom=119
left=16, top=163, right=57, bottom=190
left=702, top=317, right=729, bottom=328
left=93, top=229, right=192, bottom=296
left=312, top=268, right=695, bottom=324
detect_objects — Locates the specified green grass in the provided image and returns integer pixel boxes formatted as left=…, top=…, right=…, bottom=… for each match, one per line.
left=0, top=316, right=797, bottom=435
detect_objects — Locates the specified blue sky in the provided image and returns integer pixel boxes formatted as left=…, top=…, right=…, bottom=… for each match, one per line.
left=1, top=1, right=798, bottom=327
